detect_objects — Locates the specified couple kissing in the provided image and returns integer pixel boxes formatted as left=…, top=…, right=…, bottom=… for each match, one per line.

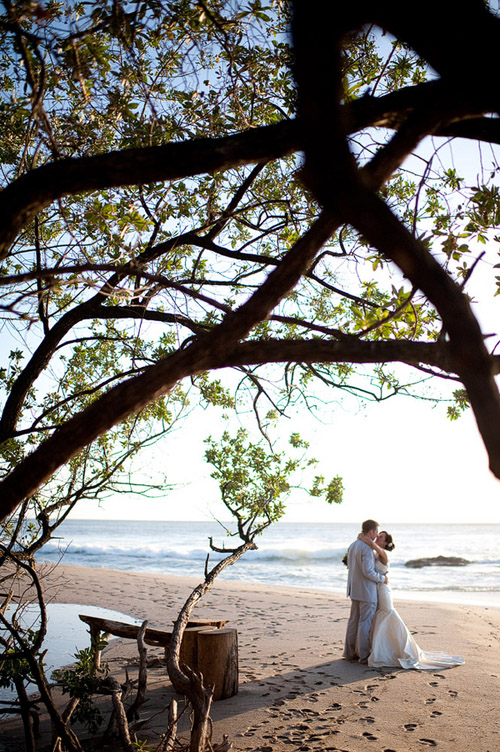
left=343, top=519, right=464, bottom=670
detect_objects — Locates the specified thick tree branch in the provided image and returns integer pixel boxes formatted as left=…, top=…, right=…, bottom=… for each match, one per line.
left=0, top=121, right=300, bottom=259
left=343, top=189, right=500, bottom=476
left=222, top=338, right=464, bottom=373
left=1, top=80, right=499, bottom=262
left=292, top=0, right=500, bottom=477
left=371, top=0, right=500, bottom=92
left=2, top=326, right=499, bottom=524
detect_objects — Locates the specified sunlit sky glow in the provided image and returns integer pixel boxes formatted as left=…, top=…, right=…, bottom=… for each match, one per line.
left=71, top=384, right=500, bottom=524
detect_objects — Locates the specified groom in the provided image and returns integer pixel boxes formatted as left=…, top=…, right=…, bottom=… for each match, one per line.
left=343, top=519, right=388, bottom=663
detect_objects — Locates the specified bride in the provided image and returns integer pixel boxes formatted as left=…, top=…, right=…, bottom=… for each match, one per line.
left=358, top=531, right=465, bottom=670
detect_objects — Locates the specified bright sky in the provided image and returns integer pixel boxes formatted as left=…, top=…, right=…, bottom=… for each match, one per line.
left=71, top=374, right=500, bottom=524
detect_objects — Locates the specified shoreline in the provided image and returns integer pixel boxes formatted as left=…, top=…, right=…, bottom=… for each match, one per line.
left=4, top=562, right=500, bottom=752
left=35, top=556, right=500, bottom=610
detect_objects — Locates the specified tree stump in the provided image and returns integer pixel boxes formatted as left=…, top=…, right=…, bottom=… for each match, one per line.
left=178, top=626, right=216, bottom=672
left=184, top=619, right=228, bottom=629
left=196, top=628, right=238, bottom=701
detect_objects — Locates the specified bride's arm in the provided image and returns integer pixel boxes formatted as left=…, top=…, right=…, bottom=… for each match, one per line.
left=357, top=533, right=388, bottom=564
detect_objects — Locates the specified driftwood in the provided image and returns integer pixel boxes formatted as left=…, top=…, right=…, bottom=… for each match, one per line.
left=163, top=699, right=177, bottom=752
left=101, top=676, right=135, bottom=752
left=80, top=615, right=171, bottom=649
left=126, top=620, right=148, bottom=720
left=79, top=614, right=227, bottom=669
left=78, top=614, right=238, bottom=701
left=79, top=615, right=227, bottom=645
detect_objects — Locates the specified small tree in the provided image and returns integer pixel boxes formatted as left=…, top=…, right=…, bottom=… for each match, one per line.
left=166, top=428, right=341, bottom=752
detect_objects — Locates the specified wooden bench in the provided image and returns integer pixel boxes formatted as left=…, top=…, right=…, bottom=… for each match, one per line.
left=79, top=615, right=238, bottom=701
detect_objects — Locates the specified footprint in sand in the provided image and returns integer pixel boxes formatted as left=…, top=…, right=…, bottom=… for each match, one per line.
left=431, top=710, right=442, bottom=717
left=360, top=716, right=375, bottom=724
left=419, top=739, right=437, bottom=747
left=362, top=731, right=378, bottom=741
left=429, top=681, right=439, bottom=687
left=448, top=689, right=458, bottom=697
left=425, top=697, right=436, bottom=705
left=404, top=723, right=418, bottom=732
left=330, top=702, right=342, bottom=710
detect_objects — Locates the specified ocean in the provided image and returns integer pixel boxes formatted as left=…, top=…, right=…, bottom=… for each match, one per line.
left=35, top=520, right=500, bottom=608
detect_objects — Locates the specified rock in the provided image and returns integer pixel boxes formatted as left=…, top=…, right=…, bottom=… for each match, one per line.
left=405, top=555, right=470, bottom=568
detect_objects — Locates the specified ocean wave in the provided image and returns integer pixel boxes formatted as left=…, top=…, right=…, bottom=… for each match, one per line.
left=40, top=541, right=350, bottom=563
left=38, top=539, right=500, bottom=568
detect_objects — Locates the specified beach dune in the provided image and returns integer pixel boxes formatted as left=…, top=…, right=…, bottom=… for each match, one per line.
left=3, top=563, right=499, bottom=752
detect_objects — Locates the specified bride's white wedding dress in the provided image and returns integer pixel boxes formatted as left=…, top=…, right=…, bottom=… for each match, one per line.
left=368, top=557, right=465, bottom=670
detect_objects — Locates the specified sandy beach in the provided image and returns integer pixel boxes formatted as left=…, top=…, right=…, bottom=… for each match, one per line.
left=3, top=562, right=500, bottom=751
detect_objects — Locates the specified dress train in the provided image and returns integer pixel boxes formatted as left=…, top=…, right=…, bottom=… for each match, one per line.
left=368, top=558, right=464, bottom=670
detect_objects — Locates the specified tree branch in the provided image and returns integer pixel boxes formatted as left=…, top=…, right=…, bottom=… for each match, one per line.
left=0, top=212, right=338, bottom=520
left=0, top=121, right=300, bottom=259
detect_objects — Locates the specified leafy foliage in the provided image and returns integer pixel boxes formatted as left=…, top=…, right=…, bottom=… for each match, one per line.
left=205, top=428, right=341, bottom=539
left=53, top=640, right=109, bottom=735
left=0, top=627, right=43, bottom=690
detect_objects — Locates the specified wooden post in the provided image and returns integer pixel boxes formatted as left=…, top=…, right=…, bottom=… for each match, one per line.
left=196, top=628, right=238, bottom=701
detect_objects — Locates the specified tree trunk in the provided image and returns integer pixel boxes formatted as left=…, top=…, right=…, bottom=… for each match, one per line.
left=178, top=626, right=215, bottom=673
left=14, top=676, right=36, bottom=752
left=188, top=670, right=214, bottom=752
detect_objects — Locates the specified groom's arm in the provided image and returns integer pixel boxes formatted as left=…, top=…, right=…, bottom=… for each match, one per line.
left=360, top=546, right=385, bottom=583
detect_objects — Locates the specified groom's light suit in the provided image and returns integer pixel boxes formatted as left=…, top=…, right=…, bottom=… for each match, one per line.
left=344, top=538, right=385, bottom=661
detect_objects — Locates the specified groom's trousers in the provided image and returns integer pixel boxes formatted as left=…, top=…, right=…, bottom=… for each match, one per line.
left=344, top=599, right=377, bottom=661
